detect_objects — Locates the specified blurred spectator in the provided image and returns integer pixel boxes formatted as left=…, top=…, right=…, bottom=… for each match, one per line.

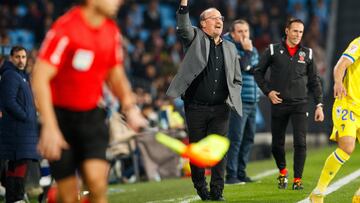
left=291, top=2, right=309, bottom=25
left=253, top=12, right=272, bottom=52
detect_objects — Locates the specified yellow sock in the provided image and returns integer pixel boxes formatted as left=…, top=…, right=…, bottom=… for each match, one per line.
left=354, top=187, right=360, bottom=196
left=316, top=148, right=350, bottom=193
left=353, top=187, right=360, bottom=203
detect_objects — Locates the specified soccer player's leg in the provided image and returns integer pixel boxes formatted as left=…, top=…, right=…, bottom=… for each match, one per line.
left=310, top=138, right=352, bottom=203
left=352, top=128, right=360, bottom=203
left=353, top=187, right=360, bottom=203
left=310, top=101, right=356, bottom=202
left=82, top=159, right=110, bottom=203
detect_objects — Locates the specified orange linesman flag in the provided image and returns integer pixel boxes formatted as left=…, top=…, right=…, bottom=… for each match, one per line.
left=155, top=132, right=230, bottom=168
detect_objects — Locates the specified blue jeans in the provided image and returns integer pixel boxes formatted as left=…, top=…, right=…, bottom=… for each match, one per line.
left=226, top=102, right=257, bottom=180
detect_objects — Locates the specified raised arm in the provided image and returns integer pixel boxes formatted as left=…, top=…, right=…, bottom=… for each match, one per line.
left=176, top=0, right=196, bottom=48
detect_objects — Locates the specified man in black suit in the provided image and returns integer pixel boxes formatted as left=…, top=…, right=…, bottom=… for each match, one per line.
left=167, top=0, right=242, bottom=201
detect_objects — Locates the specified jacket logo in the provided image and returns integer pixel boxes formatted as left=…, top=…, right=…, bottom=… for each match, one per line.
left=299, top=51, right=306, bottom=57
left=298, top=51, right=306, bottom=63
left=280, top=50, right=284, bottom=54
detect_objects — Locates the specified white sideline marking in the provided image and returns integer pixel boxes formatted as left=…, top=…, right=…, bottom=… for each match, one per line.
left=148, top=169, right=278, bottom=203
left=252, top=169, right=278, bottom=180
left=179, top=196, right=200, bottom=203
left=297, top=169, right=360, bottom=203
left=146, top=195, right=199, bottom=203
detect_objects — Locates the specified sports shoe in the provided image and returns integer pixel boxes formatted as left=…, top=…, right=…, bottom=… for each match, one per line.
left=277, top=174, right=288, bottom=189
left=309, top=189, right=324, bottom=203
left=239, top=176, right=254, bottom=183
left=352, top=195, right=360, bottom=203
left=196, top=187, right=210, bottom=201
left=225, top=178, right=242, bottom=185
left=210, top=189, right=225, bottom=201
left=210, top=195, right=225, bottom=201
left=292, top=179, right=304, bottom=190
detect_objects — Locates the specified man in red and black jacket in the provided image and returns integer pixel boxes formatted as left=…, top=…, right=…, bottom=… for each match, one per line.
left=254, top=18, right=324, bottom=190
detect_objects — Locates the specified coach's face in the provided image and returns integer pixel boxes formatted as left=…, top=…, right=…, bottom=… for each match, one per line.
left=200, top=9, right=224, bottom=38
left=285, top=22, right=304, bottom=47
left=10, top=50, right=27, bottom=70
left=95, top=0, right=123, bottom=18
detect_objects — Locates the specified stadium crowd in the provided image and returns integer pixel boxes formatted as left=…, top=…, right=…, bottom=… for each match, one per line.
left=0, top=0, right=331, bottom=107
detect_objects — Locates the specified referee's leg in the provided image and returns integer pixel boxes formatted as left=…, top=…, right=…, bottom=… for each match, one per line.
left=56, top=176, right=78, bottom=203
left=82, top=159, right=110, bottom=203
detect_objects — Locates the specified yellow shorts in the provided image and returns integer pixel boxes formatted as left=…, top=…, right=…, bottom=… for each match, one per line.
left=330, top=98, right=360, bottom=142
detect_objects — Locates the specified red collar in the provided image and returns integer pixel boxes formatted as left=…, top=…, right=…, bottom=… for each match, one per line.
left=285, top=42, right=299, bottom=57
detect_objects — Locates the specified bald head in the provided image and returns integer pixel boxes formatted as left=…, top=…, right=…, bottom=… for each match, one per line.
left=200, top=8, right=220, bottom=21
left=199, top=8, right=224, bottom=39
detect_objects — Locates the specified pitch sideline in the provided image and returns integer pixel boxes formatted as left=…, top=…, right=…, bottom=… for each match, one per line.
left=297, top=169, right=360, bottom=203
left=146, top=168, right=278, bottom=203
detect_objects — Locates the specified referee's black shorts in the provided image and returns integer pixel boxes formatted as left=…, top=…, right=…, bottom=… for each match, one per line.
left=49, top=107, right=109, bottom=180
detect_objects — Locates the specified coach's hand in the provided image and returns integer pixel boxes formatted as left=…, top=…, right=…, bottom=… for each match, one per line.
left=38, top=124, right=69, bottom=161
left=314, top=106, right=324, bottom=122
left=268, top=90, right=283, bottom=104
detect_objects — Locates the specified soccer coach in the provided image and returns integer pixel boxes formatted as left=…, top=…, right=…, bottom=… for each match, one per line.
left=166, top=0, right=242, bottom=200
left=254, top=18, right=324, bottom=190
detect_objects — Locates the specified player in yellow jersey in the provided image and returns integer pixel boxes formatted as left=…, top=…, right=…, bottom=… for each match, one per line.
left=310, top=36, right=360, bottom=203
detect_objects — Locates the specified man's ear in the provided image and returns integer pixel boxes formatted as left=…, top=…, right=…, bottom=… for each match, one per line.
left=285, top=28, right=289, bottom=35
left=200, top=21, right=206, bottom=29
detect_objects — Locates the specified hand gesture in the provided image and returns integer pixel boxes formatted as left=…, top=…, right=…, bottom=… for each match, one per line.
left=37, top=124, right=69, bottom=161
left=240, top=37, right=253, bottom=51
left=268, top=90, right=283, bottom=104
left=314, top=107, right=324, bottom=122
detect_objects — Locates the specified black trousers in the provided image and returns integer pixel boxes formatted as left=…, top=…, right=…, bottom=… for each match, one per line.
left=271, top=103, right=308, bottom=178
left=184, top=102, right=230, bottom=194
left=5, top=159, right=30, bottom=203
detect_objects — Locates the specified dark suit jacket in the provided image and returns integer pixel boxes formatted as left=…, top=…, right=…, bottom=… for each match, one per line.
left=166, top=11, right=242, bottom=116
